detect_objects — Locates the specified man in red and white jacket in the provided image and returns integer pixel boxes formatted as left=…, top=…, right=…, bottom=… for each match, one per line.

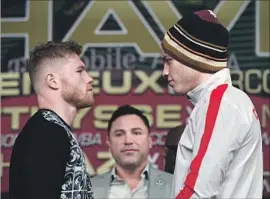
left=161, top=10, right=263, bottom=199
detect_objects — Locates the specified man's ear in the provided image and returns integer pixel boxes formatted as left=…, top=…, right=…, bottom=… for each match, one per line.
left=45, top=73, right=60, bottom=90
left=106, top=135, right=111, bottom=152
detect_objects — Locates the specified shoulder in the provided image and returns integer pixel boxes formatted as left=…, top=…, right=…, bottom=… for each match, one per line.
left=221, top=85, right=255, bottom=121
left=195, top=84, right=254, bottom=120
left=206, top=84, right=253, bottom=109
left=15, top=111, right=69, bottom=149
left=206, top=84, right=253, bottom=113
left=223, top=85, right=252, bottom=105
left=150, top=166, right=173, bottom=181
left=22, top=110, right=68, bottom=136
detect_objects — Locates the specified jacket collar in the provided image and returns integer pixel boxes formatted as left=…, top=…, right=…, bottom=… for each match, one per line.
left=110, top=163, right=149, bottom=182
left=187, top=68, right=232, bottom=105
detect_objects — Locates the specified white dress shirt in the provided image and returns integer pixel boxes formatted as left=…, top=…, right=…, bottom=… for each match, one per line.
left=108, top=164, right=149, bottom=199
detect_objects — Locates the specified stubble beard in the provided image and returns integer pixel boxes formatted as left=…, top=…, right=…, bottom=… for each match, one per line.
left=114, top=153, right=147, bottom=172
left=62, top=88, right=93, bottom=110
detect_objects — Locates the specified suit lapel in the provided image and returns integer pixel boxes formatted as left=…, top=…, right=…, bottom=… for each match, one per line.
left=147, top=166, right=166, bottom=199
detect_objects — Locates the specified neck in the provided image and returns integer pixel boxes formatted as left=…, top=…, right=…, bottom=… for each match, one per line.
left=37, top=95, right=77, bottom=126
left=115, top=161, right=148, bottom=181
left=194, top=72, right=213, bottom=89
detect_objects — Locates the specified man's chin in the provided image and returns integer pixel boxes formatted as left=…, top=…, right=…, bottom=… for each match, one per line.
left=120, top=158, right=139, bottom=166
left=76, top=101, right=94, bottom=109
left=121, top=162, right=139, bottom=170
left=173, top=87, right=188, bottom=96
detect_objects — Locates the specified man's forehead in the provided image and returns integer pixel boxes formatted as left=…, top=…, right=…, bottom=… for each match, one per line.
left=66, top=53, right=81, bottom=61
left=114, top=115, right=144, bottom=124
left=161, top=53, right=173, bottom=61
left=111, top=115, right=148, bottom=129
left=66, top=54, right=86, bottom=66
left=113, top=126, right=143, bottom=131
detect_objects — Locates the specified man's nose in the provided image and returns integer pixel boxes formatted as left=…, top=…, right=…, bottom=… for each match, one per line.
left=86, top=72, right=93, bottom=84
left=124, top=134, right=133, bottom=145
left=162, top=64, right=169, bottom=77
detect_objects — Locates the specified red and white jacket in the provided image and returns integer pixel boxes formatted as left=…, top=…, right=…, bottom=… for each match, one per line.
left=172, top=68, right=263, bottom=199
